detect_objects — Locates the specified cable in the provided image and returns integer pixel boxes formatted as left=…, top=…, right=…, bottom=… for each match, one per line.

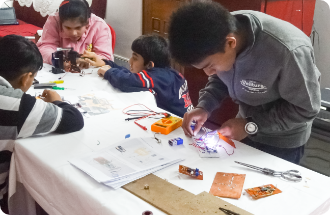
left=122, top=104, right=169, bottom=131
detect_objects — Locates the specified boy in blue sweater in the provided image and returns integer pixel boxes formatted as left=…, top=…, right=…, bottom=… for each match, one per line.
left=83, top=35, right=193, bottom=117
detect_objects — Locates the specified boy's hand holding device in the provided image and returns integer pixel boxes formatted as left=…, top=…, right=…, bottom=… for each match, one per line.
left=41, top=89, right=63, bottom=103
left=81, top=50, right=106, bottom=67
left=182, top=107, right=208, bottom=137
left=218, top=118, right=248, bottom=141
left=76, top=58, right=90, bottom=70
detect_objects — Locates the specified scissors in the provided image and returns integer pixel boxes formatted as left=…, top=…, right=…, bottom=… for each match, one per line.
left=235, top=161, right=302, bottom=182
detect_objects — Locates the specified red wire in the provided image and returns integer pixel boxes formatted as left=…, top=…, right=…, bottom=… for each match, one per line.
left=122, top=104, right=162, bottom=131
left=122, top=104, right=156, bottom=115
left=59, top=72, right=68, bottom=80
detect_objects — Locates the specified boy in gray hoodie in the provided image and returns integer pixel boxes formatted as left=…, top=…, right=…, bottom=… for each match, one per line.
left=168, top=2, right=321, bottom=164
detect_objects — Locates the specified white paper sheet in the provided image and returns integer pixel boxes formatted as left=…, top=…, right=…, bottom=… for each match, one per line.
left=69, top=137, right=184, bottom=188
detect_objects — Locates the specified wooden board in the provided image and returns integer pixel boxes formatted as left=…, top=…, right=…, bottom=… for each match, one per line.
left=123, top=174, right=253, bottom=215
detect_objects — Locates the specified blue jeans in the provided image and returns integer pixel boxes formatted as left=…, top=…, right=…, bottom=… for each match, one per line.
left=241, top=138, right=305, bottom=164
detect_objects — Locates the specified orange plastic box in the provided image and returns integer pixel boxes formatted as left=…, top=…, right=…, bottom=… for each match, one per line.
left=151, top=116, right=182, bottom=135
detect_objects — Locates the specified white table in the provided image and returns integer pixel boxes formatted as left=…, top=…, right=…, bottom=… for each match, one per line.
left=9, top=64, right=330, bottom=215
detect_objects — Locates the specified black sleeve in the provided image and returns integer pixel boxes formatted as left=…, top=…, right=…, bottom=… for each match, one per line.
left=52, top=101, right=84, bottom=133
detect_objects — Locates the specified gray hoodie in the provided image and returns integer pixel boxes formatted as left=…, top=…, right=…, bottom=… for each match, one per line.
left=198, top=11, right=321, bottom=148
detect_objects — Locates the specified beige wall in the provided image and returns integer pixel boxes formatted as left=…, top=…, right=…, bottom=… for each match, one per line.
left=104, top=0, right=143, bottom=59
left=313, top=0, right=330, bottom=88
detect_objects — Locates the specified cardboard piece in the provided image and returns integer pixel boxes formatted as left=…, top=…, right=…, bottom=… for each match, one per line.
left=209, top=172, right=246, bottom=199
left=123, top=174, right=253, bottom=215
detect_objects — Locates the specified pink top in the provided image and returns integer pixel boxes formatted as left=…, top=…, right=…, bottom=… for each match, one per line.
left=37, top=13, right=113, bottom=64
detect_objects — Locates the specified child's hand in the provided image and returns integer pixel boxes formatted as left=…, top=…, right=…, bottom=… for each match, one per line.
left=81, top=50, right=106, bottom=67
left=77, top=58, right=90, bottom=70
left=97, top=65, right=111, bottom=77
left=41, top=89, right=62, bottom=103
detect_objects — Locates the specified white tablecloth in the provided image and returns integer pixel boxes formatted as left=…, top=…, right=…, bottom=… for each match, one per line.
left=9, top=64, right=330, bottom=215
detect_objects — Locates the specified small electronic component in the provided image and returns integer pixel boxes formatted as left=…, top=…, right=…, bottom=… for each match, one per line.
left=245, top=184, right=282, bottom=199
left=115, top=146, right=126, bottom=153
left=198, top=146, right=220, bottom=158
left=179, top=165, right=203, bottom=180
left=151, top=116, right=182, bottom=135
left=144, top=184, right=149, bottom=190
left=168, top=138, right=183, bottom=146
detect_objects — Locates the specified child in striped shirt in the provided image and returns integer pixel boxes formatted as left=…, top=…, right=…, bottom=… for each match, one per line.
left=0, top=35, right=84, bottom=213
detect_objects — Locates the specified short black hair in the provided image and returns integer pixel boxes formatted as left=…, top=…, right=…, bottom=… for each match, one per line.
left=59, top=0, right=91, bottom=25
left=0, top=35, right=43, bottom=81
left=131, top=35, right=170, bottom=68
left=168, top=2, right=237, bottom=65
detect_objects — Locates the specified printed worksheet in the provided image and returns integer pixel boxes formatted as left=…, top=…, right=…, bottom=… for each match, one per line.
left=69, top=138, right=183, bottom=185
left=81, top=152, right=135, bottom=179
left=108, top=138, right=170, bottom=169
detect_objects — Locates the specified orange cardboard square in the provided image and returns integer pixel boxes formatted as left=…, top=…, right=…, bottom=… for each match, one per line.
left=209, top=172, right=246, bottom=199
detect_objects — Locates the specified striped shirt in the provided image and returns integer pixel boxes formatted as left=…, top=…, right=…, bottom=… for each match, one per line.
left=0, top=76, right=84, bottom=201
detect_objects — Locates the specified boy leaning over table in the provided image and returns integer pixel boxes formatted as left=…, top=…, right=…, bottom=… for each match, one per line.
left=168, top=2, right=321, bottom=164
left=0, top=35, right=84, bottom=214
left=81, top=35, right=194, bottom=118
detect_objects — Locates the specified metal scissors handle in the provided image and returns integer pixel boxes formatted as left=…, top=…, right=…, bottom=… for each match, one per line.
left=235, top=161, right=302, bottom=182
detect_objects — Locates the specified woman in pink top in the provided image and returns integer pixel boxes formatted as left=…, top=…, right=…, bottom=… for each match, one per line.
left=37, top=0, right=113, bottom=66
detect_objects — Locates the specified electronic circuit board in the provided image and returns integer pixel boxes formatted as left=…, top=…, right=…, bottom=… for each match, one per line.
left=179, top=165, right=203, bottom=180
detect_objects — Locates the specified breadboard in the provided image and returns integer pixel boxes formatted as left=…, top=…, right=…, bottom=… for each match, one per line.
left=122, top=174, right=253, bottom=215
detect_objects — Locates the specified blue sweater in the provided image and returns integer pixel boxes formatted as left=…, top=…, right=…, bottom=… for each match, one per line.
left=103, top=60, right=193, bottom=117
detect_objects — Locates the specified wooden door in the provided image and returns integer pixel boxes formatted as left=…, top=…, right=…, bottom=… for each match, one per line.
left=143, top=0, right=188, bottom=37
left=143, top=0, right=188, bottom=74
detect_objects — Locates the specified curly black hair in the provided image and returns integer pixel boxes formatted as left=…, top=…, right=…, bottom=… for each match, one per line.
left=0, top=35, right=43, bottom=81
left=168, top=2, right=237, bottom=65
left=131, top=35, right=170, bottom=68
